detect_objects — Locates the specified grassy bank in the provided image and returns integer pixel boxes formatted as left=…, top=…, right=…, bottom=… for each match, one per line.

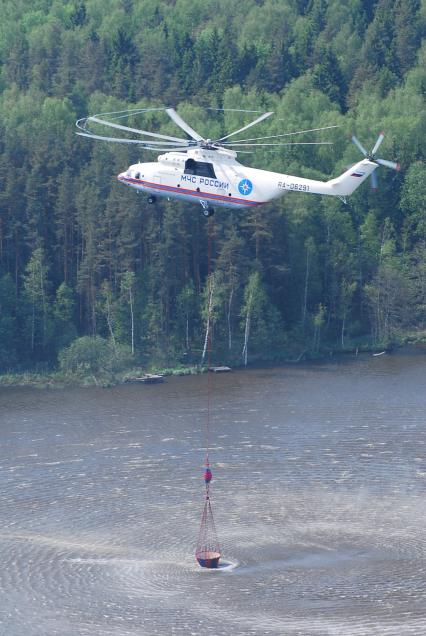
left=0, top=365, right=201, bottom=389
left=1, top=334, right=425, bottom=390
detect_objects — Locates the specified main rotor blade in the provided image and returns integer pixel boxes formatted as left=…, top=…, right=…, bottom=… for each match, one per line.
left=91, top=107, right=166, bottom=121
left=166, top=108, right=203, bottom=141
left=351, top=135, right=368, bottom=156
left=376, top=158, right=400, bottom=171
left=223, top=141, right=333, bottom=147
left=77, top=132, right=191, bottom=149
left=220, top=125, right=339, bottom=144
left=371, top=132, right=385, bottom=156
left=206, top=107, right=267, bottom=113
left=217, top=111, right=274, bottom=142
left=77, top=132, right=156, bottom=145
left=88, top=116, right=188, bottom=143
left=142, top=146, right=190, bottom=152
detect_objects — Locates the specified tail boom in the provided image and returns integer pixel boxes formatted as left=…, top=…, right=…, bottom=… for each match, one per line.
left=264, top=159, right=378, bottom=202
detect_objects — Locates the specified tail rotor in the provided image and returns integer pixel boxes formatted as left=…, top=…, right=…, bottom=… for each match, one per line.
left=351, top=132, right=400, bottom=190
left=370, top=169, right=379, bottom=192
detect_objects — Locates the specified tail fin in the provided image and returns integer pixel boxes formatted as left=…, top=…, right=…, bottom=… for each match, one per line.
left=326, top=159, right=378, bottom=196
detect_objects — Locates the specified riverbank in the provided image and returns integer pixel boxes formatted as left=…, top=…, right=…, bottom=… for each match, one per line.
left=0, top=365, right=201, bottom=390
left=1, top=338, right=425, bottom=389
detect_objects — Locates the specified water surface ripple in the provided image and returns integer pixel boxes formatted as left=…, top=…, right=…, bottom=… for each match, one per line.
left=1, top=351, right=426, bottom=634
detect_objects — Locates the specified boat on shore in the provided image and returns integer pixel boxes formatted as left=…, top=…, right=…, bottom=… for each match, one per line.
left=123, top=374, right=164, bottom=384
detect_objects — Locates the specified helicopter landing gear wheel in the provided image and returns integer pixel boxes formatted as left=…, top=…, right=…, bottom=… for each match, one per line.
left=200, top=201, right=214, bottom=217
left=147, top=195, right=156, bottom=204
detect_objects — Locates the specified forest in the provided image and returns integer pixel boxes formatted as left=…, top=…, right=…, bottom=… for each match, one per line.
left=0, top=0, right=425, bottom=379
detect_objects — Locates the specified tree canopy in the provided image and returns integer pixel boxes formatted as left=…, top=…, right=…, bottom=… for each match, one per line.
left=0, top=0, right=425, bottom=372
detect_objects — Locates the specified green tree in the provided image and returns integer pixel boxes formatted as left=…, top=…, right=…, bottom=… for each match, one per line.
left=22, top=246, right=50, bottom=353
left=364, top=263, right=410, bottom=344
left=59, top=335, right=131, bottom=378
left=393, top=0, right=422, bottom=76
left=52, top=281, right=77, bottom=352
left=400, top=162, right=426, bottom=248
left=339, top=279, right=357, bottom=347
left=311, top=42, right=346, bottom=109
left=176, top=282, right=198, bottom=352
left=313, top=302, right=326, bottom=352
left=0, top=274, right=18, bottom=368
left=408, top=242, right=426, bottom=328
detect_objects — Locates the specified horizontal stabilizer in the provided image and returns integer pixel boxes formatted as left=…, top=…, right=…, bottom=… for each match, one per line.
left=327, top=159, right=378, bottom=196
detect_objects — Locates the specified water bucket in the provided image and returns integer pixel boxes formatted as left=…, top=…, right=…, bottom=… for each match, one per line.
left=196, top=550, right=221, bottom=569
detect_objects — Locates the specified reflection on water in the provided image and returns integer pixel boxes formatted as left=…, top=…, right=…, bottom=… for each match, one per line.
left=1, top=351, right=426, bottom=635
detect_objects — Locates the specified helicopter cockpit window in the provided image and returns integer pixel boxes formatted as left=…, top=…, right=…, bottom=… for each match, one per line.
left=184, top=159, right=216, bottom=179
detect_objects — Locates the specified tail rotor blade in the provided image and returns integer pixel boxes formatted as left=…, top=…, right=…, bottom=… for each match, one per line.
left=351, top=135, right=368, bottom=156
left=371, top=132, right=385, bottom=156
left=371, top=170, right=379, bottom=191
left=350, top=133, right=400, bottom=177
left=376, top=158, right=400, bottom=171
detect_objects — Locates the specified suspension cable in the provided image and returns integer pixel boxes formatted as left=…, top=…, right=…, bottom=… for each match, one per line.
left=205, top=215, right=214, bottom=492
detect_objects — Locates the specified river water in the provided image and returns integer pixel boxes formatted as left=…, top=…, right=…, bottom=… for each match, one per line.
left=1, top=351, right=426, bottom=635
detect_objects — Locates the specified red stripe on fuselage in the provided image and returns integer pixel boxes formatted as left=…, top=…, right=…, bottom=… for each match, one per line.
left=119, top=176, right=263, bottom=207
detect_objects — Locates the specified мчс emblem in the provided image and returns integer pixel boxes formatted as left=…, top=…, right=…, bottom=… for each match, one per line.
left=238, top=178, right=253, bottom=196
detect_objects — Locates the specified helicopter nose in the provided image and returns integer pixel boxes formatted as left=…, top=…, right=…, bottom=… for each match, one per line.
left=117, top=172, right=126, bottom=181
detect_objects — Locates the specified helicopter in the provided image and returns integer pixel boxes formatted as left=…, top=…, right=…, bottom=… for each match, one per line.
left=76, top=107, right=400, bottom=217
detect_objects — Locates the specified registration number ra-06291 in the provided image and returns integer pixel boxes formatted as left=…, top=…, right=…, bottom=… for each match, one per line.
left=278, top=181, right=310, bottom=192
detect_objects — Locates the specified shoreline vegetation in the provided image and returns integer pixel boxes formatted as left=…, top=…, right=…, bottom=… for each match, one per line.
left=2, top=336, right=425, bottom=390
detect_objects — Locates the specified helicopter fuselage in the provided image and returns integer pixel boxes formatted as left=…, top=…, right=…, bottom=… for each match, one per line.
left=118, top=147, right=265, bottom=209
left=117, top=147, right=378, bottom=210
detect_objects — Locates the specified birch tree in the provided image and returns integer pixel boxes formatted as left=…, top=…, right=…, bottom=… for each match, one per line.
left=100, top=281, right=117, bottom=350
left=121, top=270, right=136, bottom=355
left=241, top=271, right=267, bottom=367
left=313, top=302, right=326, bottom=353
left=201, top=273, right=217, bottom=366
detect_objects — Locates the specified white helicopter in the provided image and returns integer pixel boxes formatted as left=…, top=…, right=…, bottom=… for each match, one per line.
left=76, top=107, right=400, bottom=217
